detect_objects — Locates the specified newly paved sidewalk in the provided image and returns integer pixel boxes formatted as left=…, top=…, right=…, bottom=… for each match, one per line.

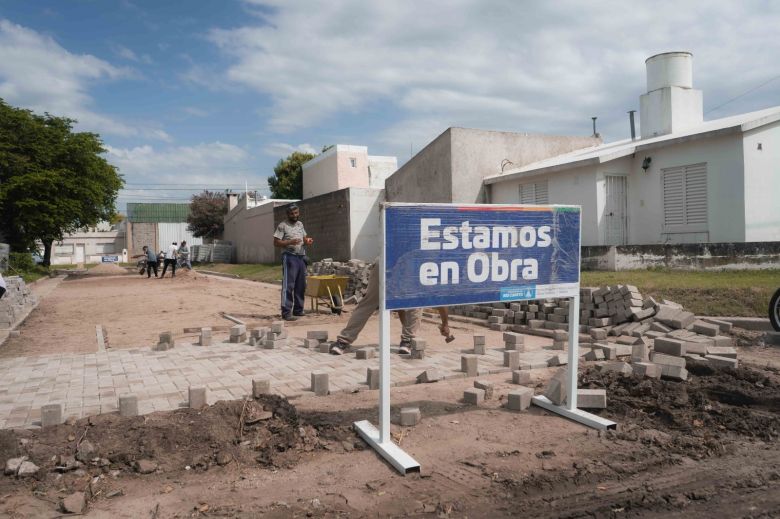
left=0, top=334, right=556, bottom=429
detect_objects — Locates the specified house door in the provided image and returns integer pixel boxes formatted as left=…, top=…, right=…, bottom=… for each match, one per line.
left=604, top=176, right=627, bottom=245
left=75, top=244, right=86, bottom=264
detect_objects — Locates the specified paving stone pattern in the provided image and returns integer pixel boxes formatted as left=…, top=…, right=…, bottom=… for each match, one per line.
left=0, top=337, right=558, bottom=429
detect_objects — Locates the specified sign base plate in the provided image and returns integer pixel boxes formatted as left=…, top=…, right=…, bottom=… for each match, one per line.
left=354, top=420, right=420, bottom=475
left=532, top=395, right=617, bottom=430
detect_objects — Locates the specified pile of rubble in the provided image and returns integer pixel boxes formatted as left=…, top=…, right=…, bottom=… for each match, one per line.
left=308, top=259, right=373, bottom=302
left=0, top=275, right=37, bottom=329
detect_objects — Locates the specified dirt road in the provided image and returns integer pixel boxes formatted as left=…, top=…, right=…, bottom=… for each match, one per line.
left=0, top=269, right=778, bottom=517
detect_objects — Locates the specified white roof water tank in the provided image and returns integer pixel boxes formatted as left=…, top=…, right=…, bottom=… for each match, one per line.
left=645, top=51, right=693, bottom=92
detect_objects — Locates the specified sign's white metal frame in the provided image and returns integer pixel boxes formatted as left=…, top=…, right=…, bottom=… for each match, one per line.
left=354, top=203, right=615, bottom=476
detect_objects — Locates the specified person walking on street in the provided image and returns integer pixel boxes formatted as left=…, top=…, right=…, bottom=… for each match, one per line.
left=160, top=241, right=178, bottom=278
left=0, top=272, right=6, bottom=299
left=273, top=204, right=313, bottom=321
left=178, top=240, right=192, bottom=270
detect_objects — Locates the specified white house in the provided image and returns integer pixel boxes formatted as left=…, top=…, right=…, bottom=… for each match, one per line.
left=484, top=52, right=780, bottom=246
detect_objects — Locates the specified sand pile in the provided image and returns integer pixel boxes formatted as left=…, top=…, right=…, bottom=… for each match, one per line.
left=88, top=263, right=129, bottom=276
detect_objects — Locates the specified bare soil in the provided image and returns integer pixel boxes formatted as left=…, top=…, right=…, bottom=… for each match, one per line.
left=0, top=362, right=778, bottom=517
left=0, top=271, right=778, bottom=517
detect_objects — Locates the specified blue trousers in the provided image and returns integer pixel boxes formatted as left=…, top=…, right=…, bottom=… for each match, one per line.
left=281, top=253, right=306, bottom=317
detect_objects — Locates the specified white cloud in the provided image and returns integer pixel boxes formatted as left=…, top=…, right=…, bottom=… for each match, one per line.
left=106, top=142, right=268, bottom=205
left=114, top=44, right=153, bottom=64
left=0, top=19, right=165, bottom=140
left=208, top=0, right=780, bottom=151
left=262, top=142, right=317, bottom=157
left=182, top=106, right=210, bottom=117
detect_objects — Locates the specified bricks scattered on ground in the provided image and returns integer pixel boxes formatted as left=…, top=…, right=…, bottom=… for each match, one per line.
left=473, top=380, right=494, bottom=399
left=400, top=407, right=421, bottom=426
left=252, top=379, right=271, bottom=397
left=507, top=387, right=533, bottom=411
left=416, top=368, right=443, bottom=384
left=311, top=371, right=329, bottom=396
left=367, top=368, right=380, bottom=390
left=512, top=370, right=531, bottom=385
left=41, top=404, right=62, bottom=427
left=461, top=355, right=478, bottom=376
left=309, top=259, right=373, bottom=302
left=577, top=388, right=607, bottom=409
left=198, top=327, right=212, bottom=347
left=118, top=395, right=138, bottom=417
left=544, top=368, right=567, bottom=406
left=188, top=387, right=207, bottom=409
left=356, top=348, right=375, bottom=360
left=463, top=387, right=485, bottom=405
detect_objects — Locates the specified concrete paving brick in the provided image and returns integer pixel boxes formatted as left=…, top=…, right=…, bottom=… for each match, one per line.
left=692, top=321, right=720, bottom=337
left=507, top=387, right=533, bottom=411
left=118, top=395, right=138, bottom=416
left=473, top=380, right=494, bottom=399
left=311, top=372, right=329, bottom=396
left=188, top=387, right=207, bottom=409
left=512, top=370, right=532, bottom=385
left=705, top=355, right=739, bottom=369
left=461, top=355, right=478, bottom=376
left=706, top=346, right=737, bottom=358
left=632, top=362, right=662, bottom=379
left=700, top=317, right=733, bottom=333
left=654, top=337, right=686, bottom=356
left=400, top=407, right=421, bottom=426
left=659, top=364, right=688, bottom=381
left=650, top=352, right=687, bottom=368
left=463, top=388, right=485, bottom=405
left=504, top=351, right=520, bottom=370
left=544, top=368, right=567, bottom=405
left=577, top=389, right=607, bottom=409
left=41, top=404, right=62, bottom=427
left=600, top=362, right=633, bottom=376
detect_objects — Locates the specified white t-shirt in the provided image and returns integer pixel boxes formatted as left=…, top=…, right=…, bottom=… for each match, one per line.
left=166, top=244, right=178, bottom=260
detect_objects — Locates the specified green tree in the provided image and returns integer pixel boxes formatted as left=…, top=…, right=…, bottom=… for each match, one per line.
left=186, top=191, right=227, bottom=240
left=0, top=99, right=124, bottom=266
left=267, top=151, right=315, bottom=199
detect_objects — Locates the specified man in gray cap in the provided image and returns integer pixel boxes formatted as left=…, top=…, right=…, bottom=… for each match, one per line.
left=273, top=204, right=313, bottom=321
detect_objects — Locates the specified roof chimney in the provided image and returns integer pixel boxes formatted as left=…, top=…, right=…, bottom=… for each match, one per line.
left=639, top=52, right=703, bottom=139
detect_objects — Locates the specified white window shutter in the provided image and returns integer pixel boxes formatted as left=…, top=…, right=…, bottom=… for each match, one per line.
left=662, top=163, right=707, bottom=233
left=519, top=180, right=549, bottom=204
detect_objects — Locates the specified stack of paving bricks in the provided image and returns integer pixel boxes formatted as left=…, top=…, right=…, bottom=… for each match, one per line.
left=0, top=276, right=36, bottom=329
left=308, top=258, right=373, bottom=301
left=246, top=321, right=288, bottom=349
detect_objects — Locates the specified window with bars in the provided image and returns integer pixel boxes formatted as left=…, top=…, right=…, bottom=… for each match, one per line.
left=518, top=180, right=549, bottom=204
left=662, top=163, right=708, bottom=233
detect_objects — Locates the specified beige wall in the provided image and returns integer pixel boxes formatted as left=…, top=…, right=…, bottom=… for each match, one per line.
left=223, top=197, right=297, bottom=263
left=302, top=145, right=396, bottom=200
left=385, top=127, right=600, bottom=203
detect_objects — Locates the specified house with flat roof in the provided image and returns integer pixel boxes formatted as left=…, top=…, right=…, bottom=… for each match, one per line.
left=484, top=52, right=780, bottom=246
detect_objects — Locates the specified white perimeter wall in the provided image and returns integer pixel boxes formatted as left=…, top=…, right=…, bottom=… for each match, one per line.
left=348, top=188, right=384, bottom=261
left=743, top=121, right=780, bottom=241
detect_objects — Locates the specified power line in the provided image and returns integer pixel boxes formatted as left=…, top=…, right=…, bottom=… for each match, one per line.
left=705, top=73, right=780, bottom=115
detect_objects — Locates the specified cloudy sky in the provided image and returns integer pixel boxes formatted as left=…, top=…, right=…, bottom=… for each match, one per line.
left=1, top=0, right=778, bottom=210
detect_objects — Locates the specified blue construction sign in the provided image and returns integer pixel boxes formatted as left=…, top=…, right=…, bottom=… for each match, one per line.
left=384, top=203, right=581, bottom=310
